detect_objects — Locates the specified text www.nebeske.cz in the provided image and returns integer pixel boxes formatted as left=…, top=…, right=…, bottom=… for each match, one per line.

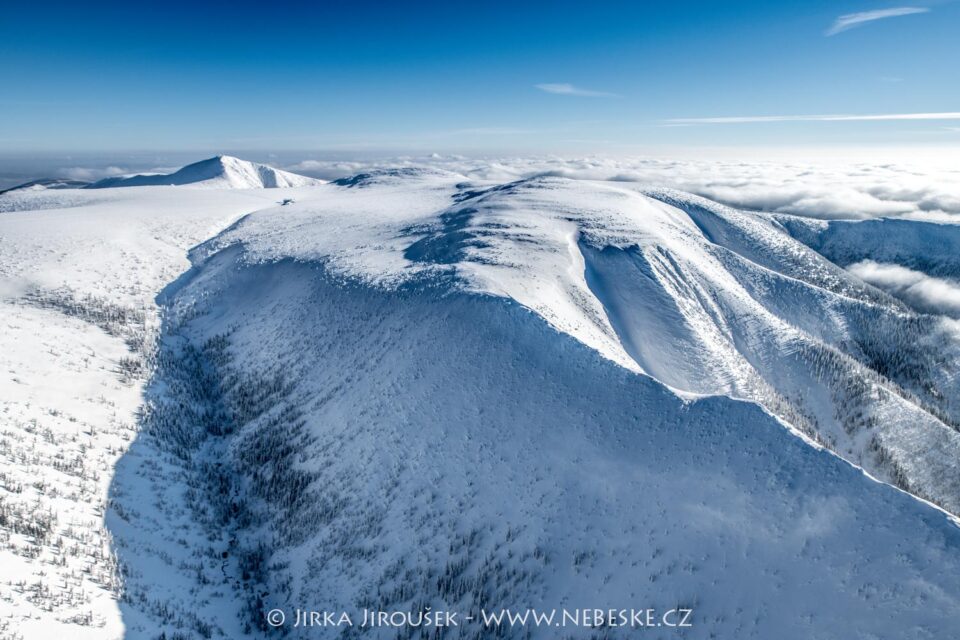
left=273, top=607, right=694, bottom=629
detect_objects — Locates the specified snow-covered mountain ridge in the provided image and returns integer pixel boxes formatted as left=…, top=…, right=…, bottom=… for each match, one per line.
left=0, top=178, right=91, bottom=194
left=2, top=163, right=960, bottom=639
left=86, top=155, right=323, bottom=189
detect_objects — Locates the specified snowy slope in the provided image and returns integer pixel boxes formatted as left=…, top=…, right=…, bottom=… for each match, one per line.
left=201, top=174, right=960, bottom=512
left=0, top=182, right=320, bottom=639
left=86, top=155, right=324, bottom=189
left=3, top=163, right=960, bottom=639
left=124, top=253, right=960, bottom=640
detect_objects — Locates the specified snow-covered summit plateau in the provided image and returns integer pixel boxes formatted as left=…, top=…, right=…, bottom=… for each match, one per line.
left=2, top=159, right=960, bottom=639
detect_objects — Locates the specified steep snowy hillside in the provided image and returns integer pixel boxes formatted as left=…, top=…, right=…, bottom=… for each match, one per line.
left=3, top=164, right=960, bottom=639
left=777, top=214, right=960, bottom=278
left=120, top=251, right=960, bottom=640
left=196, top=175, right=960, bottom=513
left=86, top=155, right=324, bottom=189
left=0, top=182, right=320, bottom=639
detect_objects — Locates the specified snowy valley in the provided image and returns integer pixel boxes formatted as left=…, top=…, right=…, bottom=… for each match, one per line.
left=2, top=156, right=960, bottom=639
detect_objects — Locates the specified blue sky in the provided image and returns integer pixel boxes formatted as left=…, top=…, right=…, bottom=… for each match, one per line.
left=1, top=0, right=958, bottom=153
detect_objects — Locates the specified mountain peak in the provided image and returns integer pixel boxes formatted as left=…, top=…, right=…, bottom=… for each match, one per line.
left=86, top=155, right=324, bottom=189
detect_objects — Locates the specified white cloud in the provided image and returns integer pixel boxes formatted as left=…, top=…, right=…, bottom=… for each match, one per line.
left=285, top=159, right=373, bottom=180
left=847, top=260, right=960, bottom=317
left=826, top=7, right=929, bottom=36
left=695, top=184, right=915, bottom=218
left=60, top=165, right=128, bottom=181
left=535, top=83, right=618, bottom=98
left=665, top=112, right=960, bottom=125
left=448, top=127, right=538, bottom=136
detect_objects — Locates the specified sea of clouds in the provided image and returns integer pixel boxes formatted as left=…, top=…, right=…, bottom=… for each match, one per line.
left=285, top=155, right=960, bottom=222
left=4, top=153, right=958, bottom=223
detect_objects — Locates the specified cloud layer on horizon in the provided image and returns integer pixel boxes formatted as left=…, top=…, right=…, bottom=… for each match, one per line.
left=284, top=155, right=960, bottom=222
left=11, top=154, right=960, bottom=224
left=60, top=165, right=129, bottom=182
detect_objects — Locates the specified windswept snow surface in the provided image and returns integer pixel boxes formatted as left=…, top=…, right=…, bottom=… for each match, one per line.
left=2, top=162, right=960, bottom=639
left=86, top=155, right=324, bottom=189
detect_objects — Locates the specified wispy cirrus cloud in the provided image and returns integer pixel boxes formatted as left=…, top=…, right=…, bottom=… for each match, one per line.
left=826, top=7, right=929, bottom=36
left=535, top=83, right=618, bottom=98
left=447, top=127, right=539, bottom=136
left=664, top=112, right=960, bottom=125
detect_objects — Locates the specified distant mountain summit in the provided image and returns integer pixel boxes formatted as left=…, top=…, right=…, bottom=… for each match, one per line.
left=0, top=178, right=90, bottom=194
left=87, top=155, right=324, bottom=189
